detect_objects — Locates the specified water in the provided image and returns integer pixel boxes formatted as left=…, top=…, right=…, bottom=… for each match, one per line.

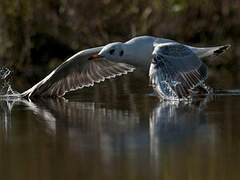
left=0, top=67, right=20, bottom=97
left=0, top=70, right=240, bottom=180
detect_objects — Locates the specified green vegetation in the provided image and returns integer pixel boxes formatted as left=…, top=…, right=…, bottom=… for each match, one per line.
left=0, top=0, right=238, bottom=83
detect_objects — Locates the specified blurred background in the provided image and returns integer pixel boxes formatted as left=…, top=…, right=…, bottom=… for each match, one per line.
left=0, top=2, right=240, bottom=179
left=0, top=0, right=239, bottom=90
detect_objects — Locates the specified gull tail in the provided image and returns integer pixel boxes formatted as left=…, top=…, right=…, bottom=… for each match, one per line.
left=187, top=44, right=231, bottom=58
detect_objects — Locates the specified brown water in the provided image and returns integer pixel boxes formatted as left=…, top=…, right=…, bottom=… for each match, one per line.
left=0, top=72, right=240, bottom=180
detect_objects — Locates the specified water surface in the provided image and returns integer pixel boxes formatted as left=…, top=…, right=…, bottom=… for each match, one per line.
left=0, top=72, right=240, bottom=180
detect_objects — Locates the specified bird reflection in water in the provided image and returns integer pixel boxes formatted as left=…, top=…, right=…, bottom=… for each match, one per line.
left=148, top=97, right=219, bottom=177
left=0, top=97, right=22, bottom=139
left=0, top=95, right=213, bottom=146
left=0, top=95, right=219, bottom=178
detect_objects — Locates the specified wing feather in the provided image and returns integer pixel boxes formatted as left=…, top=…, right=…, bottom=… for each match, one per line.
left=22, top=47, right=135, bottom=98
left=150, top=43, right=208, bottom=99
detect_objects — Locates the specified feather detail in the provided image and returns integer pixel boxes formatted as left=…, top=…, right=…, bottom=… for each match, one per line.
left=22, top=47, right=135, bottom=98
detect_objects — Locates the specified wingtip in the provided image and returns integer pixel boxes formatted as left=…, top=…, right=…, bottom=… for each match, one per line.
left=213, top=44, right=231, bottom=56
left=224, top=44, right=231, bottom=50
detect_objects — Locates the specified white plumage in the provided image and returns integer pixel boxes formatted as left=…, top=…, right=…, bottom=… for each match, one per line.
left=22, top=36, right=230, bottom=99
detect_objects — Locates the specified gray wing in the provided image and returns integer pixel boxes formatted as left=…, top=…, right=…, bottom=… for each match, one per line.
left=22, top=47, right=135, bottom=98
left=150, top=43, right=208, bottom=98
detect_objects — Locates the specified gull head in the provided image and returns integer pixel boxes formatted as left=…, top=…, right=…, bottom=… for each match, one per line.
left=89, top=42, right=126, bottom=62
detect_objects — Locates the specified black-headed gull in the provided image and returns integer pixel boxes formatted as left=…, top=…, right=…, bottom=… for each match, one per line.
left=21, top=36, right=230, bottom=99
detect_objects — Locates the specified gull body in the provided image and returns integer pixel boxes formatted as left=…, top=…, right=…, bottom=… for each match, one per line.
left=21, top=36, right=230, bottom=99
left=98, top=36, right=172, bottom=69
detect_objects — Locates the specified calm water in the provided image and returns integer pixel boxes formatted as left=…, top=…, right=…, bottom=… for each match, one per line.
left=0, top=71, right=240, bottom=180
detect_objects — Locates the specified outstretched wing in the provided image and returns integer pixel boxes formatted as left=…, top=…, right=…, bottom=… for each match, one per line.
left=22, top=47, right=135, bottom=98
left=150, top=43, right=208, bottom=98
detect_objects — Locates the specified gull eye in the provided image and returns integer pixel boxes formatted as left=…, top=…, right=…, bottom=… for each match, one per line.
left=109, top=49, right=115, bottom=55
left=119, top=50, right=124, bottom=56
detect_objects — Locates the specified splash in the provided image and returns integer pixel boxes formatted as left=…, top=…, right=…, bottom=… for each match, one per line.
left=153, top=80, right=184, bottom=101
left=151, top=67, right=190, bottom=101
left=149, top=60, right=211, bottom=101
left=152, top=78, right=211, bottom=101
left=0, top=67, right=21, bottom=98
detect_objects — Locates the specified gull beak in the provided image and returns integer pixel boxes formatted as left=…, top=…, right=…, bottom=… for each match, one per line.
left=88, top=54, right=103, bottom=60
